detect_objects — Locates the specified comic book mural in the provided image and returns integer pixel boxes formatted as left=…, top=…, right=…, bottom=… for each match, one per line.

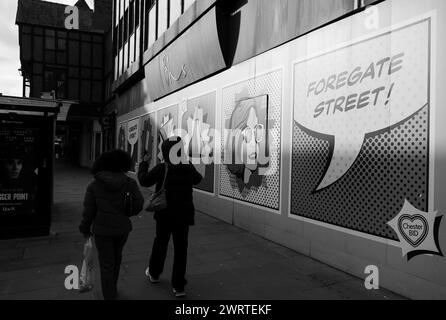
left=180, top=92, right=216, bottom=193
left=157, top=105, right=179, bottom=162
left=117, top=122, right=127, bottom=152
left=139, top=113, right=157, bottom=170
left=291, top=18, right=431, bottom=241
left=220, top=70, right=282, bottom=210
left=0, top=127, right=39, bottom=217
left=127, top=119, right=139, bottom=172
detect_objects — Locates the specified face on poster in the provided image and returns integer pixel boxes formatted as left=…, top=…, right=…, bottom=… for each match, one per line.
left=0, top=127, right=39, bottom=216
left=290, top=17, right=434, bottom=251
left=139, top=113, right=156, bottom=169
left=127, top=119, right=139, bottom=172
left=180, top=92, right=216, bottom=193
left=224, top=94, right=269, bottom=190
left=157, top=105, right=179, bottom=162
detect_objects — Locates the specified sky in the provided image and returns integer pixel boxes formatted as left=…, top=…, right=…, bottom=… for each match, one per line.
left=0, top=0, right=94, bottom=97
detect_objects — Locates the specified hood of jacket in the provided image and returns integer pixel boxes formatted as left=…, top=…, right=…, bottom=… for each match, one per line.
left=94, top=171, right=128, bottom=191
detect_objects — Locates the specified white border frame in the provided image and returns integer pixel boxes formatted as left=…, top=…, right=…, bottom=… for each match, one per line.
left=217, top=66, right=285, bottom=216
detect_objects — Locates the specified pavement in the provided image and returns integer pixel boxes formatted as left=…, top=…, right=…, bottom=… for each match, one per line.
left=0, top=161, right=405, bottom=300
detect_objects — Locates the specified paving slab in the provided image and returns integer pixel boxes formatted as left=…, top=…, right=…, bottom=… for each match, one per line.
left=0, top=161, right=405, bottom=300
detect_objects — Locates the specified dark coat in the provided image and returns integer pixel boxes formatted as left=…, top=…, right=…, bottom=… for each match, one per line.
left=138, top=161, right=202, bottom=226
left=79, top=172, right=144, bottom=237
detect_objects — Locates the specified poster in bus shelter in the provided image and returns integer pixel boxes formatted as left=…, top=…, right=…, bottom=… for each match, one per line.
left=0, top=126, right=39, bottom=217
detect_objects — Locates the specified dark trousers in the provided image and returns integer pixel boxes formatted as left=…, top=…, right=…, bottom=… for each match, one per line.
left=94, top=234, right=128, bottom=300
left=149, top=220, right=190, bottom=291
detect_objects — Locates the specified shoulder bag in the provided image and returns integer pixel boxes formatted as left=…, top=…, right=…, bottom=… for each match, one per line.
left=145, top=163, right=169, bottom=212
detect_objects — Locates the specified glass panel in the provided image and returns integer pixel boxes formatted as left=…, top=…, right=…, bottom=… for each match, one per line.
left=135, top=0, right=140, bottom=27
left=22, top=25, right=31, bottom=34
left=81, top=68, right=91, bottom=79
left=81, top=80, right=91, bottom=101
left=45, top=29, right=55, bottom=37
left=44, top=70, right=55, bottom=92
left=32, top=75, right=43, bottom=97
left=93, top=69, right=102, bottom=80
left=58, top=39, right=67, bottom=50
left=129, top=0, right=135, bottom=35
left=57, top=52, right=67, bottom=64
left=68, top=79, right=79, bottom=99
left=148, top=3, right=156, bottom=46
left=68, top=40, right=79, bottom=65
left=45, top=36, right=55, bottom=50
left=158, top=0, right=168, bottom=35
left=33, top=63, right=43, bottom=75
left=170, top=0, right=182, bottom=24
left=184, top=0, right=195, bottom=12
left=129, top=34, right=135, bottom=63
left=69, top=67, right=79, bottom=77
left=93, top=44, right=103, bottom=67
left=22, top=34, right=32, bottom=60
left=45, top=51, right=56, bottom=63
left=81, top=42, right=92, bottom=66
left=69, top=31, right=80, bottom=39
left=115, top=0, right=120, bottom=26
left=92, top=82, right=102, bottom=102
left=34, top=36, right=43, bottom=61
left=124, top=42, right=128, bottom=70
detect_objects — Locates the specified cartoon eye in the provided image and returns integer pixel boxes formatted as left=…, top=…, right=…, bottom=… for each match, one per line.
left=242, top=127, right=253, bottom=144
left=254, top=124, right=264, bottom=143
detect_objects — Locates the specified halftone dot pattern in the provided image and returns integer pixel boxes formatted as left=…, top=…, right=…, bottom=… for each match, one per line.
left=290, top=106, right=429, bottom=240
left=220, top=70, right=282, bottom=210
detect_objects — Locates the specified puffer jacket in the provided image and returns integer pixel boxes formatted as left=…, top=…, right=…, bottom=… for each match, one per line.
left=79, top=172, right=144, bottom=236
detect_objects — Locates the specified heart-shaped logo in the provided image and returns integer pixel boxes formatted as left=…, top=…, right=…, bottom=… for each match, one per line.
left=398, top=215, right=429, bottom=248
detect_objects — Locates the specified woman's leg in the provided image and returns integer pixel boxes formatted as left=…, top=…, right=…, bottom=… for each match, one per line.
left=149, top=220, right=171, bottom=278
left=171, top=224, right=189, bottom=291
left=94, top=235, right=117, bottom=300
left=113, top=234, right=129, bottom=289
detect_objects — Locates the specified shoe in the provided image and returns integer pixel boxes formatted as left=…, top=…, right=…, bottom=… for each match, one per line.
left=145, top=268, right=160, bottom=283
left=173, top=288, right=187, bottom=298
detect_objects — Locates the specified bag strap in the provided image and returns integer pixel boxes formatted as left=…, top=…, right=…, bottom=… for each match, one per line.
left=160, top=163, right=169, bottom=190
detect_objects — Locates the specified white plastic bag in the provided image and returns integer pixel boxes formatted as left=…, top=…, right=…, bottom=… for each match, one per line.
left=79, top=237, right=94, bottom=293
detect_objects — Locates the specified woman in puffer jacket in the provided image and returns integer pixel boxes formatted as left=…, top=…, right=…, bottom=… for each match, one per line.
left=79, top=150, right=144, bottom=300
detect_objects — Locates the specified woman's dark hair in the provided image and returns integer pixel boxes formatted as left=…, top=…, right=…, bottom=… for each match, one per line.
left=91, top=150, right=132, bottom=174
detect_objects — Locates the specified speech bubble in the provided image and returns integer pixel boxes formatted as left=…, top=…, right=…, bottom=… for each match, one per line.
left=127, top=119, right=139, bottom=156
left=293, top=19, right=429, bottom=191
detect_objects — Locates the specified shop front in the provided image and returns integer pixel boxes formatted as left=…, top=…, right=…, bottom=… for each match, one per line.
left=113, top=0, right=446, bottom=299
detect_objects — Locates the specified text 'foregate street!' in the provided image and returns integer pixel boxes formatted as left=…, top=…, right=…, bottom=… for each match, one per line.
left=307, top=52, right=404, bottom=118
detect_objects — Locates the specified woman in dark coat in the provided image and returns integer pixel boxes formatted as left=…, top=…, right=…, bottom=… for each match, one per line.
left=138, top=137, right=202, bottom=297
left=79, top=150, right=144, bottom=300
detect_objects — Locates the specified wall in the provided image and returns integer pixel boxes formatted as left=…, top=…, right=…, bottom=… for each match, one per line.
left=117, top=0, right=446, bottom=299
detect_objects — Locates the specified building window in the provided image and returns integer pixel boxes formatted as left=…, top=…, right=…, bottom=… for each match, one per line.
left=170, top=0, right=182, bottom=25
left=158, top=0, right=168, bottom=36
left=184, top=0, right=195, bottom=11
left=135, top=0, right=140, bottom=27
left=148, top=1, right=157, bottom=47
left=130, top=0, right=135, bottom=35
